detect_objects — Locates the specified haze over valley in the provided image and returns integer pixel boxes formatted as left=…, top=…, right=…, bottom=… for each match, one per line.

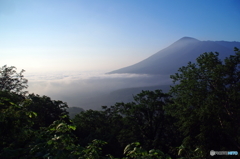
left=26, top=71, right=171, bottom=110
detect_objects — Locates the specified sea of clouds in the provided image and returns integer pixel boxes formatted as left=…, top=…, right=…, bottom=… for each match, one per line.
left=25, top=71, right=172, bottom=110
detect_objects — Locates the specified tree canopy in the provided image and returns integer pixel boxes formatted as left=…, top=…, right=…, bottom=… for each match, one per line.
left=27, top=93, right=70, bottom=129
left=0, top=65, right=28, bottom=95
left=167, top=47, right=240, bottom=157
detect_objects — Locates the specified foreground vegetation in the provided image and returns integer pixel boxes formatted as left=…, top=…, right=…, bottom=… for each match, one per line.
left=1, top=48, right=240, bottom=158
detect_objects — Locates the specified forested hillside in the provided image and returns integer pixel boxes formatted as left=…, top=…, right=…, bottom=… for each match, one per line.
left=1, top=48, right=240, bottom=158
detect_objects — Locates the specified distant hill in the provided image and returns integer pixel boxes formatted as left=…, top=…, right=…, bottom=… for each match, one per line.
left=107, top=37, right=240, bottom=75
left=67, top=107, right=84, bottom=118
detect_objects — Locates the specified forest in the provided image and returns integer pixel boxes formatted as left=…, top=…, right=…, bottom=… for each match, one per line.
left=1, top=48, right=240, bottom=159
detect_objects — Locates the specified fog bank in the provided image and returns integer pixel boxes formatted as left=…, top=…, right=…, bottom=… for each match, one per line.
left=26, top=71, right=172, bottom=110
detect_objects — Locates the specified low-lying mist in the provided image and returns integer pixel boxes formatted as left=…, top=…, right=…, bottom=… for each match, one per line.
left=26, top=71, right=172, bottom=110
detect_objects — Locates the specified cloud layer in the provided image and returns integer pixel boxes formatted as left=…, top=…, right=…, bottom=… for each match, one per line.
left=26, top=71, right=172, bottom=110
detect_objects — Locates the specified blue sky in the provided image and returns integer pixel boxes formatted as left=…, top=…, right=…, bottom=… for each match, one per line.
left=1, top=0, right=240, bottom=74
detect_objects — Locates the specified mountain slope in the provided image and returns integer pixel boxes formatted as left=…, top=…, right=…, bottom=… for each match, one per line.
left=108, top=37, right=240, bottom=75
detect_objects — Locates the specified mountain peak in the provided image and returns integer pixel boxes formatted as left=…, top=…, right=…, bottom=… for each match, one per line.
left=178, top=37, right=200, bottom=42
left=170, top=37, right=200, bottom=47
left=166, top=37, right=200, bottom=49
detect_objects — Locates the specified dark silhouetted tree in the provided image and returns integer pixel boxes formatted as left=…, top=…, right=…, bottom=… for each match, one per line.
left=167, top=48, right=240, bottom=157
left=0, top=65, right=28, bottom=95
left=112, top=90, right=179, bottom=155
left=27, top=94, right=69, bottom=129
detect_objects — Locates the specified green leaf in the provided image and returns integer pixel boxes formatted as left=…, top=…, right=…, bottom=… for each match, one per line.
left=68, top=125, right=76, bottom=130
left=47, top=140, right=53, bottom=145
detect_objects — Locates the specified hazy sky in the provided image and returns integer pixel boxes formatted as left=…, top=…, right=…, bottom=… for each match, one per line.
left=1, top=0, right=240, bottom=74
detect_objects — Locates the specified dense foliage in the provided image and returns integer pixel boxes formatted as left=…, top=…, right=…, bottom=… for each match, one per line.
left=168, top=48, right=240, bottom=157
left=0, top=65, right=28, bottom=95
left=0, top=48, right=239, bottom=158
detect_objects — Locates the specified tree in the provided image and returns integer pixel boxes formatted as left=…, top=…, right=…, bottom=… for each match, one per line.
left=0, top=91, right=37, bottom=158
left=109, top=90, right=179, bottom=155
left=0, top=65, right=28, bottom=95
left=123, top=142, right=172, bottom=159
left=73, top=109, right=123, bottom=157
left=167, top=48, right=240, bottom=157
left=27, top=94, right=70, bottom=129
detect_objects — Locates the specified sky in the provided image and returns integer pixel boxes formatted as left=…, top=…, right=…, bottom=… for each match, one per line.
left=1, top=0, right=240, bottom=74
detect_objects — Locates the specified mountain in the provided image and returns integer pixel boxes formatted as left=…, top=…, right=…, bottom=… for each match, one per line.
left=107, top=37, right=240, bottom=75
left=67, top=107, right=84, bottom=118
